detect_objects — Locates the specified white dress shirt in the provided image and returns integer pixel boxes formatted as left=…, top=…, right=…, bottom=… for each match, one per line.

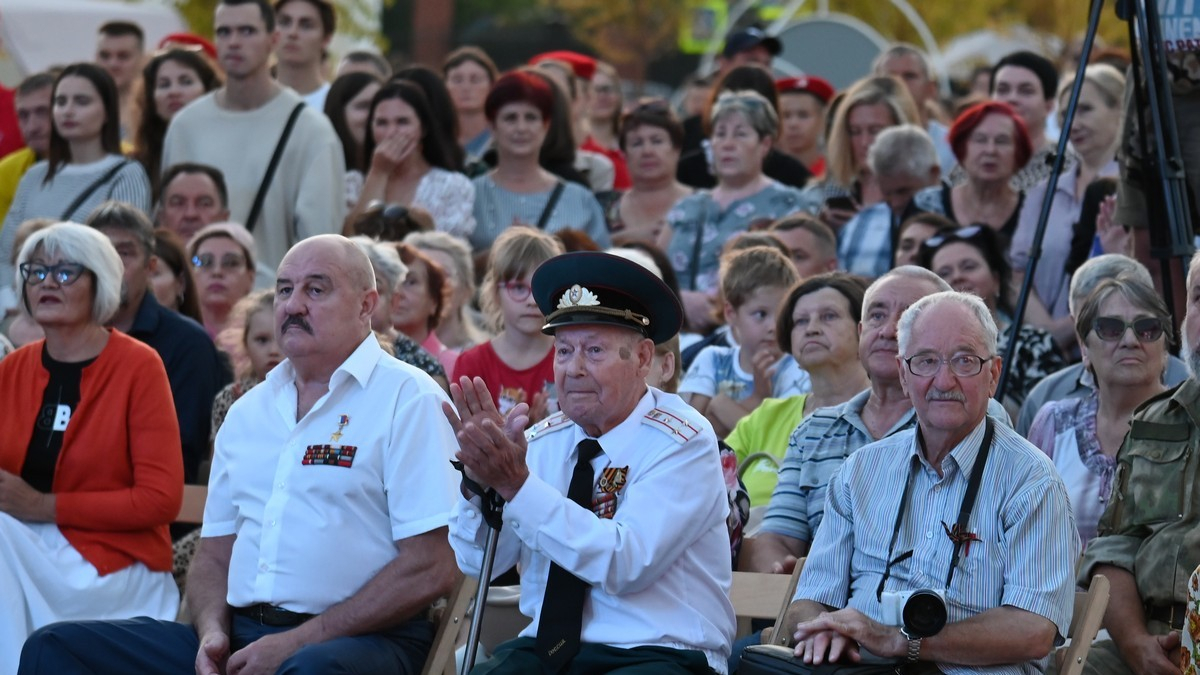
left=204, top=335, right=458, bottom=614
left=449, top=388, right=736, bottom=673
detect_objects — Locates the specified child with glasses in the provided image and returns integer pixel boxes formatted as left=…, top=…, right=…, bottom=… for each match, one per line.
left=680, top=245, right=810, bottom=437
left=454, top=227, right=565, bottom=424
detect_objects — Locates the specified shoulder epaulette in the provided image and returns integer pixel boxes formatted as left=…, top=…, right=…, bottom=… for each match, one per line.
left=642, top=407, right=701, bottom=444
left=525, top=411, right=573, bottom=441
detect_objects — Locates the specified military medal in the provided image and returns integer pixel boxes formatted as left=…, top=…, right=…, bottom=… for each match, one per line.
left=331, top=414, right=350, bottom=442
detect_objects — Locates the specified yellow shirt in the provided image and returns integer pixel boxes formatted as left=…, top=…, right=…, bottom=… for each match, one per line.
left=0, top=147, right=36, bottom=225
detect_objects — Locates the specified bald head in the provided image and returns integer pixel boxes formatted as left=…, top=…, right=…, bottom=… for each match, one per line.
left=275, top=235, right=380, bottom=372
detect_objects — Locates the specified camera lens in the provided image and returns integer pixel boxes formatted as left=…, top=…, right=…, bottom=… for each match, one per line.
left=902, top=590, right=947, bottom=638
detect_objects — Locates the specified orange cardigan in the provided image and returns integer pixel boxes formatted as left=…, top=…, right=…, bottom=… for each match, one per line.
left=0, top=330, right=183, bottom=575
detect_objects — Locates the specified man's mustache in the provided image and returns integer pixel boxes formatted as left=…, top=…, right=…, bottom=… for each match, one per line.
left=281, top=315, right=313, bottom=335
left=927, top=390, right=965, bottom=402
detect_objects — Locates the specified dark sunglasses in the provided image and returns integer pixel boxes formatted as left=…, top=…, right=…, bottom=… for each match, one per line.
left=922, top=225, right=984, bottom=251
left=1091, top=316, right=1165, bottom=343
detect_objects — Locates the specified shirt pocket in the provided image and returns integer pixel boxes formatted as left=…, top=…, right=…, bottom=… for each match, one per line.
left=1119, top=438, right=1192, bottom=524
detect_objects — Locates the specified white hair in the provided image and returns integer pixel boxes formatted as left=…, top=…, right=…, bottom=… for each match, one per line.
left=17, top=221, right=123, bottom=324
left=350, top=236, right=407, bottom=292
left=605, top=247, right=663, bottom=279
left=867, top=124, right=938, bottom=179
left=1068, top=254, right=1152, bottom=316
left=897, top=291, right=998, bottom=357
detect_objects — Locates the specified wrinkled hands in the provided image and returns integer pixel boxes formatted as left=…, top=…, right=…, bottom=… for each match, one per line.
left=793, top=608, right=904, bottom=664
left=1124, top=630, right=1181, bottom=675
left=0, top=469, right=54, bottom=522
left=442, top=376, right=531, bottom=502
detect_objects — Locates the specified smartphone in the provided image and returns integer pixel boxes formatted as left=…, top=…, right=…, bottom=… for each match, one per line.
left=824, top=195, right=857, bottom=211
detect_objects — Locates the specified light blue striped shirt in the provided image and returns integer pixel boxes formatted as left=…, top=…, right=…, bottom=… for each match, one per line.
left=795, top=418, right=1080, bottom=675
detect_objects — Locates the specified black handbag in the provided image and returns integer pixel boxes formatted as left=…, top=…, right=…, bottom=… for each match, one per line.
left=740, top=645, right=903, bottom=675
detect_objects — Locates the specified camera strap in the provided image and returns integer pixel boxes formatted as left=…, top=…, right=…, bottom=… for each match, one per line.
left=875, top=417, right=994, bottom=601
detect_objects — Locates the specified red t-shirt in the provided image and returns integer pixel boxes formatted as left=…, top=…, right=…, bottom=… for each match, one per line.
left=0, top=86, right=24, bottom=159
left=582, top=137, right=631, bottom=191
left=454, top=341, right=557, bottom=416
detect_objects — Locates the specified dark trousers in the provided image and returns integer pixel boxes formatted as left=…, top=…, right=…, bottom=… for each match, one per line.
left=472, top=637, right=717, bottom=675
left=18, top=614, right=434, bottom=675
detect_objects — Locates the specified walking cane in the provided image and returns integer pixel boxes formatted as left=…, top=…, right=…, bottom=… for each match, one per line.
left=454, top=463, right=507, bottom=674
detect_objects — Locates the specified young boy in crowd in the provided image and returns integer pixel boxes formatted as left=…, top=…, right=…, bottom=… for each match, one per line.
left=680, top=246, right=807, bottom=436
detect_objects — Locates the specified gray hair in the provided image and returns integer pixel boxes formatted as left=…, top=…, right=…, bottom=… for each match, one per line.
left=1068, top=254, right=1152, bottom=316
left=404, top=230, right=475, bottom=296
left=350, top=236, right=407, bottom=292
left=868, top=264, right=952, bottom=300
left=17, top=221, right=123, bottom=324
left=898, top=291, right=998, bottom=358
left=872, top=43, right=934, bottom=81
left=867, top=124, right=939, bottom=179
left=711, top=89, right=779, bottom=139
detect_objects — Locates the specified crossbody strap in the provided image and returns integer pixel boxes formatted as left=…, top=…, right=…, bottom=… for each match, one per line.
left=245, top=102, right=305, bottom=233
left=59, top=159, right=130, bottom=220
left=535, top=180, right=566, bottom=230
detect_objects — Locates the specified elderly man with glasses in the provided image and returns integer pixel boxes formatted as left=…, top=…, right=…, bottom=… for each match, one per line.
left=779, top=290, right=1079, bottom=675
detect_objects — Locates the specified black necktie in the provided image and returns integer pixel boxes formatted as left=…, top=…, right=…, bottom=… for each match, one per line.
left=535, top=438, right=602, bottom=673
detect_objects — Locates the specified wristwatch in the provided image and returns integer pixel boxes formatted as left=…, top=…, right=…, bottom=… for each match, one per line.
left=899, top=627, right=922, bottom=663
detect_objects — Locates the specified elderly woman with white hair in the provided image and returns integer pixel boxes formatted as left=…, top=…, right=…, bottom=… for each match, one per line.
left=666, top=90, right=807, bottom=331
left=187, top=222, right=257, bottom=342
left=0, top=222, right=183, bottom=673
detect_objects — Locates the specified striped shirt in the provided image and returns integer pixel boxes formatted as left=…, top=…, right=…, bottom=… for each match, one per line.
left=795, top=418, right=1081, bottom=675
left=760, top=389, right=1010, bottom=543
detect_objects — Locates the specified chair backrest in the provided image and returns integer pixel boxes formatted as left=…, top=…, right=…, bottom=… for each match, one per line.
left=729, top=557, right=805, bottom=640
left=1059, top=574, right=1110, bottom=675
left=421, top=572, right=478, bottom=675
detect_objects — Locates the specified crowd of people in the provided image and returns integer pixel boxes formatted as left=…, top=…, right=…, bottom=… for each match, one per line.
left=0, top=0, right=1198, bottom=674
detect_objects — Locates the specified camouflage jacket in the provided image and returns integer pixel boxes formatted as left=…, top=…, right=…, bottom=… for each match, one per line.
left=1079, top=378, right=1200, bottom=607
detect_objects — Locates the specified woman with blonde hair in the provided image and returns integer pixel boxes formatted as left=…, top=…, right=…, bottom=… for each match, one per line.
left=817, top=76, right=919, bottom=229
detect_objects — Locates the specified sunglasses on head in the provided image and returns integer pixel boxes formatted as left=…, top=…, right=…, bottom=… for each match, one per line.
left=1091, top=316, right=1165, bottom=343
left=922, top=225, right=984, bottom=251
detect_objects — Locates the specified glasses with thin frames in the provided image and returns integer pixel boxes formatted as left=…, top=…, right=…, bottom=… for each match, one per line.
left=1092, top=316, right=1165, bottom=343
left=499, top=280, right=532, bottom=302
left=903, top=352, right=992, bottom=378
left=19, top=262, right=87, bottom=287
left=192, top=253, right=247, bottom=272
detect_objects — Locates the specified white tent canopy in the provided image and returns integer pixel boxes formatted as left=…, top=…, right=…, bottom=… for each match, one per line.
left=0, top=0, right=185, bottom=85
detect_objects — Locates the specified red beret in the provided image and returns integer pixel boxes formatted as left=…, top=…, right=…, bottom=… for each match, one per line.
left=157, top=33, right=218, bottom=61
left=529, top=50, right=597, bottom=81
left=775, top=75, right=836, bottom=105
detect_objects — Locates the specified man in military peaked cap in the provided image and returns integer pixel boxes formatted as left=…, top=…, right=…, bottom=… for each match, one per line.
left=445, top=251, right=736, bottom=674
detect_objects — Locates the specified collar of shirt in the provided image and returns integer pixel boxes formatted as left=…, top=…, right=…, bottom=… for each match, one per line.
left=268, top=333, right=384, bottom=395
left=910, top=416, right=988, bottom=481
left=570, top=388, right=656, bottom=465
left=1169, top=377, right=1200, bottom=428
left=128, top=290, right=163, bottom=336
left=841, top=387, right=917, bottom=439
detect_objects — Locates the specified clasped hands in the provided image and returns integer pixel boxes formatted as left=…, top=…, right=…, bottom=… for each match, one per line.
left=441, top=376, right=531, bottom=502
left=792, top=608, right=906, bottom=665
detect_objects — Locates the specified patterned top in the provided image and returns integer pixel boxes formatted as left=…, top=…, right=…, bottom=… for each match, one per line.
left=947, top=145, right=1077, bottom=194
left=679, top=344, right=811, bottom=402
left=666, top=182, right=808, bottom=292
left=997, top=321, right=1066, bottom=408
left=837, top=201, right=894, bottom=279
left=391, top=334, right=446, bottom=381
left=796, top=419, right=1080, bottom=675
left=210, top=377, right=262, bottom=442
left=1027, top=393, right=1117, bottom=546
left=415, top=167, right=477, bottom=239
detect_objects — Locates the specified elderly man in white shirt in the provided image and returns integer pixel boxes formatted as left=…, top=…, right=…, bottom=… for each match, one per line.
left=20, top=235, right=459, bottom=675
left=446, top=251, right=735, bottom=675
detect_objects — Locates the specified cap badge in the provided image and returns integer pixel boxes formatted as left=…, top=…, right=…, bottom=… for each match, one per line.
left=557, top=284, right=601, bottom=310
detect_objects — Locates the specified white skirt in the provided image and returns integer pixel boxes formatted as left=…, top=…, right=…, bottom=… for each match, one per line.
left=0, top=513, right=179, bottom=675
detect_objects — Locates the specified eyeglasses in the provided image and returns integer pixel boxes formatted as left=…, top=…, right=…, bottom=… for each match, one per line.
left=499, top=280, right=532, bottom=301
left=903, top=352, right=993, bottom=378
left=192, top=253, right=246, bottom=272
left=19, top=262, right=87, bottom=287
left=921, top=225, right=984, bottom=251
left=1092, top=316, right=1165, bottom=343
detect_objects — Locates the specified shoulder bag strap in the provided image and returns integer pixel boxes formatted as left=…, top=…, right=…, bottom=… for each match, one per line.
left=535, top=180, right=566, bottom=230
left=59, top=159, right=130, bottom=220
left=245, top=102, right=305, bottom=233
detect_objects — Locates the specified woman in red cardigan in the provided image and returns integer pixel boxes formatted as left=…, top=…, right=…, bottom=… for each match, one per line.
left=0, top=222, right=183, bottom=673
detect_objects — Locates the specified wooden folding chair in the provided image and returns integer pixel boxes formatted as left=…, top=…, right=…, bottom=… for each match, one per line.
left=1058, top=574, right=1110, bottom=675
left=421, top=572, right=479, bottom=675
left=729, top=557, right=806, bottom=641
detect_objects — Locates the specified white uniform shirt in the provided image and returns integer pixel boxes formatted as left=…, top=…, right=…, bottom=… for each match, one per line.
left=204, top=335, right=457, bottom=614
left=449, top=388, right=736, bottom=673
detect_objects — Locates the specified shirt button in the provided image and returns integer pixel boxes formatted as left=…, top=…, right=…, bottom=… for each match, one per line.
left=259, top=563, right=269, bottom=572
left=925, top=531, right=933, bottom=539
left=277, top=482, right=285, bottom=489
left=270, top=520, right=277, bottom=526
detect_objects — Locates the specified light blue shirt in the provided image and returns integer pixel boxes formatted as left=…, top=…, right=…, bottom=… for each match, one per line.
left=796, top=418, right=1080, bottom=675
